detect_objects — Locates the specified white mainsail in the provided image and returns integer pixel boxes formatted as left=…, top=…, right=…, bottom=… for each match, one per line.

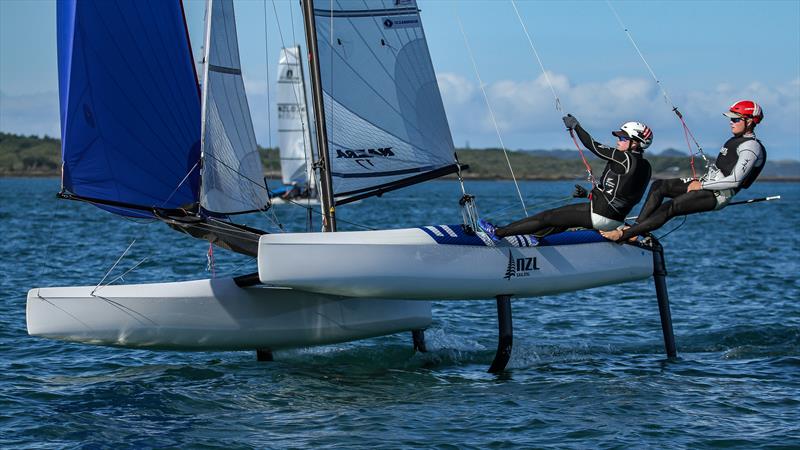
left=199, top=0, right=268, bottom=214
left=312, top=0, right=458, bottom=199
left=277, top=46, right=315, bottom=191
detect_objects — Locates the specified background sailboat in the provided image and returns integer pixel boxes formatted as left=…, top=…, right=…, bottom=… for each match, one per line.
left=269, top=46, right=319, bottom=205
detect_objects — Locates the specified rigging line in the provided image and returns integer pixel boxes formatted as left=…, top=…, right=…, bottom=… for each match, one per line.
left=205, top=152, right=270, bottom=199
left=100, top=256, right=149, bottom=290
left=510, top=0, right=595, bottom=185
left=606, top=1, right=673, bottom=107
left=288, top=0, right=298, bottom=50
left=569, top=129, right=596, bottom=185
left=655, top=215, right=686, bottom=241
left=159, top=159, right=200, bottom=208
left=279, top=197, right=376, bottom=230
left=221, top=256, right=257, bottom=277
left=510, top=0, right=561, bottom=112
left=455, top=8, right=528, bottom=217
left=483, top=195, right=574, bottom=219
left=263, top=0, right=273, bottom=151
left=91, top=239, right=136, bottom=296
left=605, top=0, right=708, bottom=169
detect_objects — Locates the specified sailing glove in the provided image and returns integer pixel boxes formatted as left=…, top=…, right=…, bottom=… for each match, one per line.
left=573, top=184, right=588, bottom=198
left=562, top=114, right=579, bottom=130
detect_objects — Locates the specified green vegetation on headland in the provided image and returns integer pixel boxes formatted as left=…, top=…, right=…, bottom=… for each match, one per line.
left=2, top=131, right=798, bottom=180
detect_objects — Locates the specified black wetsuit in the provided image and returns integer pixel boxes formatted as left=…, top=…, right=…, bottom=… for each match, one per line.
left=496, top=124, right=651, bottom=237
left=620, top=132, right=766, bottom=240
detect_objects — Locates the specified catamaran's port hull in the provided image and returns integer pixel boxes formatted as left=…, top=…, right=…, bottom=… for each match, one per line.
left=26, top=278, right=431, bottom=350
left=258, top=228, right=654, bottom=300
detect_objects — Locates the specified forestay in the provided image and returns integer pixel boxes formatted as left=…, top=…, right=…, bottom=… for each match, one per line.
left=57, top=0, right=201, bottom=218
left=312, top=0, right=458, bottom=200
left=277, top=46, right=315, bottom=190
left=199, top=0, right=269, bottom=215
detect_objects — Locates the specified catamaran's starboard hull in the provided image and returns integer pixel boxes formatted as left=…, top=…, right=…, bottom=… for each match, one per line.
left=26, top=278, right=431, bottom=350
left=258, top=227, right=654, bottom=300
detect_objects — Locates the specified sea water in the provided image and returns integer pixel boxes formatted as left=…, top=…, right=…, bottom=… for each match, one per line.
left=1, top=178, right=798, bottom=448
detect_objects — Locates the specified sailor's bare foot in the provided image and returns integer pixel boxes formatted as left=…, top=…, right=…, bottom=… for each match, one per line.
left=600, top=229, right=623, bottom=241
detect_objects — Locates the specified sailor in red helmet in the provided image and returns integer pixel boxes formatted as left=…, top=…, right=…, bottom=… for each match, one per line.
left=601, top=100, right=767, bottom=242
left=478, top=114, right=652, bottom=240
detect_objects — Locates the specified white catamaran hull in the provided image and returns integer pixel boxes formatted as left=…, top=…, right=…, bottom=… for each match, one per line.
left=258, top=227, right=654, bottom=300
left=26, top=278, right=431, bottom=350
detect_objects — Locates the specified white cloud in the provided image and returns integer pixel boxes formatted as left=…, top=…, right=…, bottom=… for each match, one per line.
left=437, top=72, right=800, bottom=159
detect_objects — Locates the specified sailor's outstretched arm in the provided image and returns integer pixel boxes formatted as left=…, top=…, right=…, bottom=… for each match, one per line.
left=574, top=124, right=630, bottom=170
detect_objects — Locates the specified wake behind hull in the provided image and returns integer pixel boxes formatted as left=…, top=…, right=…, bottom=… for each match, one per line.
left=258, top=227, right=654, bottom=300
left=26, top=278, right=431, bottom=351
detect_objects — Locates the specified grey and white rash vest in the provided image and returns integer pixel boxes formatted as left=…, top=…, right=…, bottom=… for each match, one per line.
left=701, top=132, right=766, bottom=192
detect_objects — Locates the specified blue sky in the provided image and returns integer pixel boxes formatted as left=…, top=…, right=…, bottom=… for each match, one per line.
left=1, top=0, right=798, bottom=160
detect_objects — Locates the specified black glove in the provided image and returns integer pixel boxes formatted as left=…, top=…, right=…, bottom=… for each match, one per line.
left=572, top=184, right=588, bottom=198
left=562, top=114, right=579, bottom=131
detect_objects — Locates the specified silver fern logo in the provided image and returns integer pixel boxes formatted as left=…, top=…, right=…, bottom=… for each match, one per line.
left=504, top=250, right=515, bottom=280
left=504, top=250, right=540, bottom=280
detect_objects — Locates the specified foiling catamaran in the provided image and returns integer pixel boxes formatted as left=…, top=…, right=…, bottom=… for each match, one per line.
left=28, top=0, right=679, bottom=372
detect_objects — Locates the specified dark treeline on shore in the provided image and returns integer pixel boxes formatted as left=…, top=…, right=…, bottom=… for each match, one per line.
left=2, top=131, right=798, bottom=180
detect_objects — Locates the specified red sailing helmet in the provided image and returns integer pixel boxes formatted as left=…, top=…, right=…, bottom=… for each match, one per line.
left=723, top=100, right=763, bottom=124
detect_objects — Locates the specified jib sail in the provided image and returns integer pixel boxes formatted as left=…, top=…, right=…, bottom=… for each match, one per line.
left=199, top=0, right=269, bottom=215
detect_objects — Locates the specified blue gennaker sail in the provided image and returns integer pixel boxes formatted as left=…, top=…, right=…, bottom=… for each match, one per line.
left=57, top=0, right=201, bottom=218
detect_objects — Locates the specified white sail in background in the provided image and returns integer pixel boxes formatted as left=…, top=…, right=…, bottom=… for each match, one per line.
left=313, top=0, right=458, bottom=198
left=199, top=0, right=268, bottom=214
left=277, top=46, right=315, bottom=190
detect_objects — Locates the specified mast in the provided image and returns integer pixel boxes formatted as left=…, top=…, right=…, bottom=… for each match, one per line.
left=301, top=0, right=336, bottom=232
left=198, top=0, right=214, bottom=204
left=297, top=44, right=316, bottom=195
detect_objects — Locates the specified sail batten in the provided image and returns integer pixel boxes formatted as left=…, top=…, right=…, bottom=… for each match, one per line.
left=312, top=0, right=457, bottom=200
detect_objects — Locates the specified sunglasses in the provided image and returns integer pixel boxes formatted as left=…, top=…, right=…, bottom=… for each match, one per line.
left=617, top=135, right=630, bottom=142
left=729, top=117, right=745, bottom=123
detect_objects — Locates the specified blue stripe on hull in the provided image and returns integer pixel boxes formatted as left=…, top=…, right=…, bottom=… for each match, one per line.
left=418, top=225, right=606, bottom=247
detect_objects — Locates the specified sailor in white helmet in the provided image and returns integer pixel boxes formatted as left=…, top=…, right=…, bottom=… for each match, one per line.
left=479, top=114, right=652, bottom=240
left=602, top=100, right=767, bottom=242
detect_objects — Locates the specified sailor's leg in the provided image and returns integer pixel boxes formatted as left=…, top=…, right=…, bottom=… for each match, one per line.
left=622, top=190, right=717, bottom=240
left=496, top=203, right=591, bottom=237
left=637, top=178, right=692, bottom=222
left=488, top=294, right=513, bottom=373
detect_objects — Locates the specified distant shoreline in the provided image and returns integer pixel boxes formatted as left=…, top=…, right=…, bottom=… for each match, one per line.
left=3, top=131, right=799, bottom=181
left=4, top=173, right=799, bottom=182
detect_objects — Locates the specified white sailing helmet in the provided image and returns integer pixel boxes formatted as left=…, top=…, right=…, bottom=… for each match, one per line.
left=612, top=121, right=653, bottom=149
